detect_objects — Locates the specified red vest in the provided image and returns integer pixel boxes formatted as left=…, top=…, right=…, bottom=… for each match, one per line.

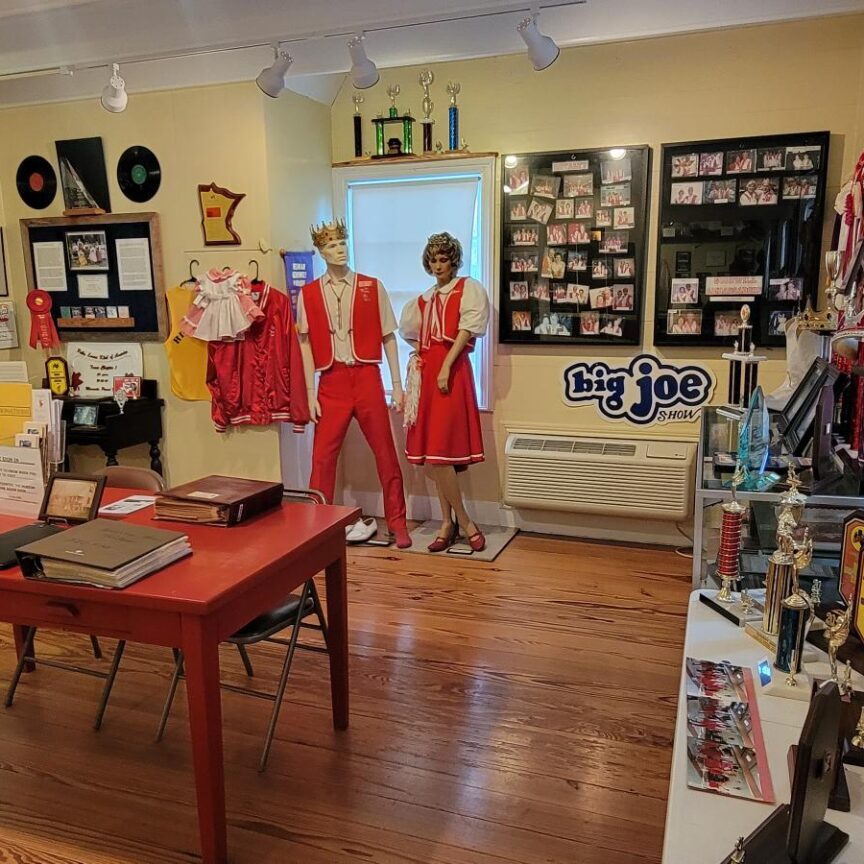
left=301, top=274, right=383, bottom=370
left=418, top=278, right=474, bottom=351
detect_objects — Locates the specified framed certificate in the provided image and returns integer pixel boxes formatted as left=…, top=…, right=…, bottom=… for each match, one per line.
left=840, top=510, right=864, bottom=604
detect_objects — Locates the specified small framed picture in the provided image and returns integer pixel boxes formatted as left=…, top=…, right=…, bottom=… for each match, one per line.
left=541, top=249, right=567, bottom=279
left=527, top=198, right=554, bottom=224
left=612, top=284, right=634, bottom=311
left=507, top=165, right=530, bottom=194
left=699, top=152, right=724, bottom=176
left=73, top=404, right=100, bottom=426
left=66, top=231, right=109, bottom=271
left=70, top=306, right=82, bottom=319
left=714, top=311, right=740, bottom=337
left=589, top=286, right=613, bottom=309
left=600, top=314, right=625, bottom=337
left=106, top=306, right=119, bottom=318
left=768, top=277, right=803, bottom=301
left=757, top=148, right=785, bottom=171
left=769, top=309, right=793, bottom=336
left=567, top=250, right=588, bottom=272
left=705, top=179, right=736, bottom=204
left=613, top=207, right=635, bottom=229
left=580, top=311, right=600, bottom=335
left=567, top=222, right=591, bottom=244
left=667, top=309, right=702, bottom=335
left=511, top=310, right=532, bottom=332
left=546, top=222, right=568, bottom=245
left=600, top=157, right=632, bottom=184
left=595, top=209, right=613, bottom=227
left=671, top=153, right=699, bottom=178
left=534, top=312, right=573, bottom=336
left=599, top=230, right=628, bottom=254
left=614, top=258, right=635, bottom=279
left=93, top=307, right=107, bottom=319
left=782, top=177, right=802, bottom=200
left=569, top=283, right=589, bottom=304
left=591, top=229, right=602, bottom=242
left=40, top=472, right=106, bottom=524
left=573, top=198, right=594, bottom=220
left=591, top=259, right=610, bottom=281
left=531, top=279, right=550, bottom=301
left=59, top=306, right=71, bottom=318
left=726, top=149, right=756, bottom=174
left=600, top=184, right=631, bottom=207
left=510, top=199, right=529, bottom=221
left=113, top=375, right=142, bottom=399
left=563, top=173, right=594, bottom=198
left=511, top=225, right=539, bottom=246
left=118, top=305, right=130, bottom=318
left=509, top=280, right=530, bottom=300
left=800, top=175, right=818, bottom=199
left=671, top=182, right=704, bottom=205
left=740, top=177, right=778, bottom=206
left=531, top=174, right=561, bottom=199
left=511, top=253, right=539, bottom=273
left=555, top=198, right=575, bottom=220
left=671, top=278, right=699, bottom=305
left=785, top=146, right=820, bottom=171
left=83, top=306, right=96, bottom=319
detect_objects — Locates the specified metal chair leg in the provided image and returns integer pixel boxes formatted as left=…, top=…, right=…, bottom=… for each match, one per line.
left=93, top=640, right=126, bottom=730
left=156, top=651, right=184, bottom=742
left=236, top=644, right=255, bottom=677
left=90, top=635, right=103, bottom=660
left=258, top=583, right=309, bottom=772
left=5, top=627, right=37, bottom=708
left=308, top=579, right=329, bottom=649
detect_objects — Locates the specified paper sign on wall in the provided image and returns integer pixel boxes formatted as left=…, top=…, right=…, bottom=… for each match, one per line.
left=562, top=353, right=715, bottom=425
left=67, top=342, right=143, bottom=397
left=0, top=301, right=19, bottom=349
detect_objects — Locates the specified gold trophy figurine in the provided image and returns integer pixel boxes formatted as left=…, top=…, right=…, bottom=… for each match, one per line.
left=730, top=836, right=746, bottom=864
left=852, top=707, right=864, bottom=750
left=824, top=608, right=851, bottom=682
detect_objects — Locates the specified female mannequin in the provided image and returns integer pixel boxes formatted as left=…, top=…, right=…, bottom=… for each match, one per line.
left=399, top=233, right=489, bottom=552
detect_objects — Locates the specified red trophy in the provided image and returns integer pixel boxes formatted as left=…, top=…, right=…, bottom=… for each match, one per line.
left=716, top=470, right=746, bottom=602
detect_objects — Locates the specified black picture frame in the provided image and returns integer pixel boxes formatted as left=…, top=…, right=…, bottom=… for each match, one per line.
left=0, top=227, right=8, bottom=297
left=655, top=131, right=830, bottom=347
left=499, top=145, right=651, bottom=345
left=39, top=472, right=106, bottom=524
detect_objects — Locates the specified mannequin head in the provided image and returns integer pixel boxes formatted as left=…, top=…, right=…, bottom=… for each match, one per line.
left=311, top=220, right=349, bottom=270
left=423, top=232, right=463, bottom=283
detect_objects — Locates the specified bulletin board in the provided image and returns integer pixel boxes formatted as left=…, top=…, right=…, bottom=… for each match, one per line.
left=654, top=131, right=830, bottom=347
left=20, top=212, right=166, bottom=342
left=499, top=145, right=651, bottom=345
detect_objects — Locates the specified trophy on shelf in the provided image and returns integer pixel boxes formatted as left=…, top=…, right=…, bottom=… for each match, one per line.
left=419, top=70, right=435, bottom=154
left=371, top=84, right=415, bottom=159
left=716, top=472, right=746, bottom=603
left=727, top=386, right=780, bottom=492
left=387, top=83, right=400, bottom=118
left=446, top=81, right=460, bottom=151
left=825, top=608, right=851, bottom=683
left=799, top=250, right=842, bottom=334
left=352, top=94, right=364, bottom=158
left=721, top=305, right=766, bottom=412
left=774, top=528, right=814, bottom=691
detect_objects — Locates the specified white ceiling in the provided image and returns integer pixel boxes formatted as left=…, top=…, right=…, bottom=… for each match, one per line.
left=1, top=0, right=863, bottom=107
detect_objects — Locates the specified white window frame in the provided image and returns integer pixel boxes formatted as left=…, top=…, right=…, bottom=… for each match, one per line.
left=332, top=156, right=496, bottom=411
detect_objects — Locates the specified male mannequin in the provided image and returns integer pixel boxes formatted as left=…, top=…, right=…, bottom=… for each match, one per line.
left=297, top=220, right=411, bottom=548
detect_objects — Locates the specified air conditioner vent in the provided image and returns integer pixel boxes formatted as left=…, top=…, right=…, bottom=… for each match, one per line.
left=512, top=437, right=545, bottom=451
left=603, top=443, right=637, bottom=457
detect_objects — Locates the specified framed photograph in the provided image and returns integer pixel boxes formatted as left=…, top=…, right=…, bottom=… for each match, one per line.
left=555, top=198, right=575, bottom=220
left=546, top=222, right=568, bottom=245
left=600, top=184, right=630, bottom=207
left=511, top=225, right=539, bottom=246
left=573, top=198, right=593, bottom=220
left=507, top=165, right=530, bottom=194
left=527, top=198, right=554, bottom=224
left=667, top=308, right=702, bottom=335
left=839, top=511, right=864, bottom=604
left=530, top=174, right=560, bottom=199
left=83, top=306, right=96, bottom=319
left=739, top=177, right=778, bottom=206
left=768, top=277, right=803, bottom=301
left=118, top=305, right=130, bottom=318
left=599, top=230, right=629, bottom=254
left=580, top=311, right=600, bottom=335
left=509, top=281, right=530, bottom=300
left=671, top=153, right=699, bottom=177
left=72, top=404, right=99, bottom=426
left=671, top=182, right=704, bottom=205
left=106, top=306, right=118, bottom=318
left=600, top=314, right=625, bottom=337
left=541, top=249, right=566, bottom=279
left=534, top=311, right=572, bottom=335
left=705, top=179, right=737, bottom=204
left=555, top=282, right=588, bottom=305
left=510, top=199, right=529, bottom=221
left=562, top=173, right=593, bottom=198
left=614, top=258, right=635, bottom=279
left=511, top=252, right=538, bottom=273
left=40, top=472, right=106, bottom=524
left=531, top=279, right=550, bottom=301
left=613, top=207, right=635, bottom=229
left=66, top=230, right=109, bottom=271
left=785, top=146, right=820, bottom=171
left=113, top=374, right=142, bottom=398
left=512, top=310, right=532, bottom=331
left=757, top=148, right=785, bottom=171
left=726, top=149, right=756, bottom=174
left=600, top=157, right=632, bottom=184
left=769, top=309, right=793, bottom=336
left=671, top=278, right=699, bottom=305
left=589, top=286, right=614, bottom=309
left=591, top=259, right=610, bottom=281
left=699, top=152, right=724, bottom=176
left=567, top=222, right=590, bottom=244
left=0, top=228, right=8, bottom=297
left=714, top=311, right=740, bottom=337
left=595, top=209, right=612, bottom=228
left=567, top=250, right=588, bottom=272
left=800, top=175, right=818, bottom=199
left=612, top=285, right=634, bottom=311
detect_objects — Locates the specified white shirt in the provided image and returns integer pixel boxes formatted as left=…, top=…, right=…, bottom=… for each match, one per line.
left=399, top=277, right=489, bottom=343
left=297, top=269, right=397, bottom=364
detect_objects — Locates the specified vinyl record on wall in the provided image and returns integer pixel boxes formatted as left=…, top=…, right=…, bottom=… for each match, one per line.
left=117, top=145, right=162, bottom=203
left=16, top=155, right=57, bottom=209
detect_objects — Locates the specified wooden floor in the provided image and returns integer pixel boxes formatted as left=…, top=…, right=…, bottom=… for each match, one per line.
left=0, top=533, right=691, bottom=864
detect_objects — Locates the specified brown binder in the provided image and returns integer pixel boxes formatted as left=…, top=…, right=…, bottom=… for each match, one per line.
left=154, top=476, right=284, bottom=526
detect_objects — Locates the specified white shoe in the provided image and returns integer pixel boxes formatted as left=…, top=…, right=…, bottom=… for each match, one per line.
left=346, top=517, right=378, bottom=544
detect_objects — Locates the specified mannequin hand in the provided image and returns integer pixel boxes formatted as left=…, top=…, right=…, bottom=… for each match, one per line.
left=437, top=364, right=451, bottom=394
left=391, top=386, right=405, bottom=412
left=309, top=396, right=322, bottom=423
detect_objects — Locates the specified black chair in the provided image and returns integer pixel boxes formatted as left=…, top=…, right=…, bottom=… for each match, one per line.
left=155, top=488, right=330, bottom=771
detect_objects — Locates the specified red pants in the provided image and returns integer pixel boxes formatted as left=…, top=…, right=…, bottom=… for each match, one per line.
left=310, top=363, right=407, bottom=532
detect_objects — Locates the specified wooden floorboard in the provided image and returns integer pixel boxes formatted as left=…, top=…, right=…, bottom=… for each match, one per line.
left=0, top=533, right=691, bottom=863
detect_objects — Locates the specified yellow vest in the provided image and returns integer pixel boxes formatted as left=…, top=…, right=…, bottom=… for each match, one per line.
left=164, top=285, right=210, bottom=402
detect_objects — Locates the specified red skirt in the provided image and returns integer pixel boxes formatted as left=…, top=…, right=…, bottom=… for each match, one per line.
left=406, top=341, right=484, bottom=467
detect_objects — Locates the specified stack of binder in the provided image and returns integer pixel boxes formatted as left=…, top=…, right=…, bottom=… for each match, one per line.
left=153, top=476, right=284, bottom=526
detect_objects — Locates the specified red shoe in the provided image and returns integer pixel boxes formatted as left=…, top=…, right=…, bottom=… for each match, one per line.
left=467, top=529, right=486, bottom=552
left=391, top=524, right=413, bottom=549
left=427, top=523, right=457, bottom=553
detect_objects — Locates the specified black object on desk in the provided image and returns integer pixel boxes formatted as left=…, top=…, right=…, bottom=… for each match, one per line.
left=62, top=379, right=164, bottom=474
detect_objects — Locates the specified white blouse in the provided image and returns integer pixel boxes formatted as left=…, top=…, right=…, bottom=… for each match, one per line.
left=399, top=277, right=489, bottom=343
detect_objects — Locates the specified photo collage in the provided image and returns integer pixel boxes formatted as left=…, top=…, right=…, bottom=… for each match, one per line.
left=656, top=132, right=828, bottom=346
left=502, top=147, right=647, bottom=344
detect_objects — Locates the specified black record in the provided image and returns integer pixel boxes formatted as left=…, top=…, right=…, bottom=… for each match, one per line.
left=16, top=155, right=57, bottom=209
left=117, top=145, right=161, bottom=203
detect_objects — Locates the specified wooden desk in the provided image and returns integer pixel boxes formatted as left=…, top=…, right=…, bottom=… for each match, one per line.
left=0, top=489, right=359, bottom=864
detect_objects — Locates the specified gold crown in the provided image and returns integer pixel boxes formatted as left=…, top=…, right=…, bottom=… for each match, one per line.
left=310, top=219, right=347, bottom=248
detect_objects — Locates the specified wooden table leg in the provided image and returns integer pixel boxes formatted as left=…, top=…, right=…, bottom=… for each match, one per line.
left=13, top=625, right=35, bottom=673
left=182, top=615, right=227, bottom=864
left=325, top=548, right=349, bottom=730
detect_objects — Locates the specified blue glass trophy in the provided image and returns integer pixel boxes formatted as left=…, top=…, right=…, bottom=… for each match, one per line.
left=727, top=386, right=780, bottom=491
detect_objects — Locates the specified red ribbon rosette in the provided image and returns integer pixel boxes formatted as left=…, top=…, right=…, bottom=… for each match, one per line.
left=26, top=289, right=61, bottom=350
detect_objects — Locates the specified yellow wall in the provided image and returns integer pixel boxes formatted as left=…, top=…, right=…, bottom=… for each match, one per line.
left=0, top=81, right=332, bottom=485
left=329, top=15, right=864, bottom=524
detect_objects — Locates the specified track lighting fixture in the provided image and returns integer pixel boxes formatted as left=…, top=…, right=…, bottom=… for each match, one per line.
left=256, top=45, right=294, bottom=98
left=100, top=63, right=127, bottom=113
left=517, top=12, right=559, bottom=71
left=348, top=33, right=379, bottom=90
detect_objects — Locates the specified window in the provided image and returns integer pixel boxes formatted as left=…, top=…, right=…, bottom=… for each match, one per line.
left=333, top=157, right=495, bottom=409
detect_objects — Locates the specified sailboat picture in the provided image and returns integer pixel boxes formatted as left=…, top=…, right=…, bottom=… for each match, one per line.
left=55, top=137, right=111, bottom=213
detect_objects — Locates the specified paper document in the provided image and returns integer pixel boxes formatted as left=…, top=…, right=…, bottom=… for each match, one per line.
left=33, top=242, right=67, bottom=292
left=99, top=495, right=157, bottom=516
left=116, top=238, right=153, bottom=292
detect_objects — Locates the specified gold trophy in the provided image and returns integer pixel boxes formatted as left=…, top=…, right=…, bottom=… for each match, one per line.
left=730, top=836, right=746, bottom=863
left=852, top=707, right=864, bottom=750
left=777, top=531, right=813, bottom=689
left=824, top=608, right=851, bottom=682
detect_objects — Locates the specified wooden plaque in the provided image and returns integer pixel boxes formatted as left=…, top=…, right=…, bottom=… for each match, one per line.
left=198, top=182, right=244, bottom=246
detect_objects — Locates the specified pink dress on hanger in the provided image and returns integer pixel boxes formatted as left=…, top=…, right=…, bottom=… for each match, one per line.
left=181, top=268, right=263, bottom=341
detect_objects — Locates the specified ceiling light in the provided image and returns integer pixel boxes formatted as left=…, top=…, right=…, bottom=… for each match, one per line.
left=609, top=148, right=627, bottom=160
left=504, top=155, right=519, bottom=168
left=348, top=33, right=379, bottom=89
left=256, top=46, right=293, bottom=98
left=101, top=63, right=127, bottom=113
left=517, top=14, right=559, bottom=71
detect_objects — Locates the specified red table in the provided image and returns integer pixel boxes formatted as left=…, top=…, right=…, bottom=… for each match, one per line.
left=0, top=489, right=359, bottom=864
